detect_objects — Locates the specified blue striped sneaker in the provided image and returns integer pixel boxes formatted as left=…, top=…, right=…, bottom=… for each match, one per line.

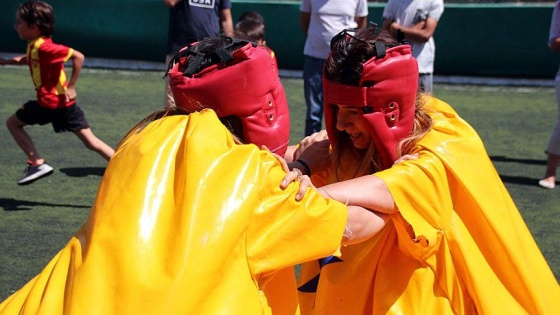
left=17, top=163, right=54, bottom=185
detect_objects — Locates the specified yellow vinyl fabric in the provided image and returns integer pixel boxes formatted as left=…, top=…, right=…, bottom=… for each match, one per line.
left=297, top=97, right=560, bottom=314
left=0, top=110, right=347, bottom=315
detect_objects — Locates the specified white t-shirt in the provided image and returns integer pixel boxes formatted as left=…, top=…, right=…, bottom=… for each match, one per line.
left=550, top=1, right=560, bottom=46
left=301, top=0, right=369, bottom=59
left=549, top=1, right=560, bottom=80
left=383, top=0, right=444, bottom=74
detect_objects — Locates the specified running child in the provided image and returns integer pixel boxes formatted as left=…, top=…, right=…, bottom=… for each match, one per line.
left=0, top=0, right=114, bottom=185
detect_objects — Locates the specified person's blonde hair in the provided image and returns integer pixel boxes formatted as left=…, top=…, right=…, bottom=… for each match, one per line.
left=397, top=96, right=433, bottom=158
left=118, top=101, right=243, bottom=151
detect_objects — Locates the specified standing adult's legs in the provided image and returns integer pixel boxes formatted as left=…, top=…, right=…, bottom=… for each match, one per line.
left=539, top=78, right=560, bottom=189
left=419, top=73, right=433, bottom=94
left=303, top=56, right=325, bottom=137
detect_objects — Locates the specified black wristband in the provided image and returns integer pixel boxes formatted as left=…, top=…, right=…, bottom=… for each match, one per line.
left=296, top=159, right=311, bottom=176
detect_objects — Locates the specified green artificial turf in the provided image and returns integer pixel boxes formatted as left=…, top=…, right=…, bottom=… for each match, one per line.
left=0, top=66, right=558, bottom=301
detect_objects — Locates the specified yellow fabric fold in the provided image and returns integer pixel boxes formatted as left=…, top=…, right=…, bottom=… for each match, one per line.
left=298, top=97, right=559, bottom=314
left=0, top=110, right=347, bottom=315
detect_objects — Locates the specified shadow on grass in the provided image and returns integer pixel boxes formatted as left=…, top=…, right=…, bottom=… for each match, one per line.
left=497, top=175, right=548, bottom=186
left=490, top=155, right=546, bottom=166
left=490, top=155, right=549, bottom=186
left=0, top=198, right=91, bottom=211
left=59, top=167, right=106, bottom=177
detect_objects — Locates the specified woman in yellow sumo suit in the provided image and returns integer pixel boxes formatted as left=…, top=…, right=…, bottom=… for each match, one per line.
left=284, top=26, right=560, bottom=314
left=0, top=36, right=387, bottom=314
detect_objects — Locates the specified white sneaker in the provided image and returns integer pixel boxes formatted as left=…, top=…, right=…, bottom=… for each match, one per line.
left=538, top=179, right=555, bottom=189
left=17, top=163, right=54, bottom=185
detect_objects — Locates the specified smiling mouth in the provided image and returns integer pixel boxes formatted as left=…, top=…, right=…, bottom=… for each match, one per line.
left=347, top=132, right=367, bottom=148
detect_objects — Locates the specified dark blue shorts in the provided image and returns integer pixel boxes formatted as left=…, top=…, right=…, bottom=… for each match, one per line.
left=16, top=100, right=90, bottom=133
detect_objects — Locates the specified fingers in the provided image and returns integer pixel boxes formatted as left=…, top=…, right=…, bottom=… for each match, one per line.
left=264, top=145, right=289, bottom=172
left=280, top=168, right=301, bottom=189
left=305, top=130, right=329, bottom=144
left=393, top=153, right=419, bottom=165
left=295, top=175, right=311, bottom=201
left=65, top=90, right=77, bottom=102
left=294, top=137, right=331, bottom=163
left=280, top=169, right=312, bottom=201
left=305, top=130, right=327, bottom=140
left=294, top=130, right=329, bottom=156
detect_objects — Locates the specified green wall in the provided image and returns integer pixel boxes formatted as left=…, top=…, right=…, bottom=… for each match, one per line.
left=1, top=1, right=558, bottom=78
left=0, top=0, right=169, bottom=62
left=433, top=4, right=557, bottom=78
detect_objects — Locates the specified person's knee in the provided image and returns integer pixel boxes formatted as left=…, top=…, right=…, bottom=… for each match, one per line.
left=75, top=130, right=98, bottom=150
left=81, top=137, right=104, bottom=152
left=6, top=116, right=12, bottom=129
left=6, top=115, right=23, bottom=131
left=82, top=141, right=97, bottom=151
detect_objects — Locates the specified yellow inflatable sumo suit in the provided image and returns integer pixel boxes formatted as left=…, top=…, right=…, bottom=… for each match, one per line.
left=0, top=111, right=347, bottom=314
left=297, top=97, right=560, bottom=314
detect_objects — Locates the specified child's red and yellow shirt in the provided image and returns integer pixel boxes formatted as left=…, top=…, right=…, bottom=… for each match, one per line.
left=26, top=36, right=74, bottom=109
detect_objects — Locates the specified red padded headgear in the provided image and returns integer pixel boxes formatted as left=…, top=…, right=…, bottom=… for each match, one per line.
left=167, top=38, right=290, bottom=156
left=324, top=44, right=418, bottom=170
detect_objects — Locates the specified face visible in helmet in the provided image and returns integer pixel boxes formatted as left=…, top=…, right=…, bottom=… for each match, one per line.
left=334, top=105, right=372, bottom=150
left=324, top=27, right=418, bottom=169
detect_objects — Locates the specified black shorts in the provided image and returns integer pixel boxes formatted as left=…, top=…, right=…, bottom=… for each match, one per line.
left=16, top=100, right=90, bottom=133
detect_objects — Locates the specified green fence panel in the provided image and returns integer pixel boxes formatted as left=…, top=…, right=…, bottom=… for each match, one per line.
left=0, top=0, right=168, bottom=63
left=434, top=4, right=557, bottom=77
left=1, top=1, right=558, bottom=78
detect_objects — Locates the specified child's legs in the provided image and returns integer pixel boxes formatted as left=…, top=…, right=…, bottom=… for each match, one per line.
left=52, top=103, right=114, bottom=161
left=419, top=73, right=433, bottom=94
left=73, top=128, right=114, bottom=161
left=6, top=101, right=47, bottom=164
